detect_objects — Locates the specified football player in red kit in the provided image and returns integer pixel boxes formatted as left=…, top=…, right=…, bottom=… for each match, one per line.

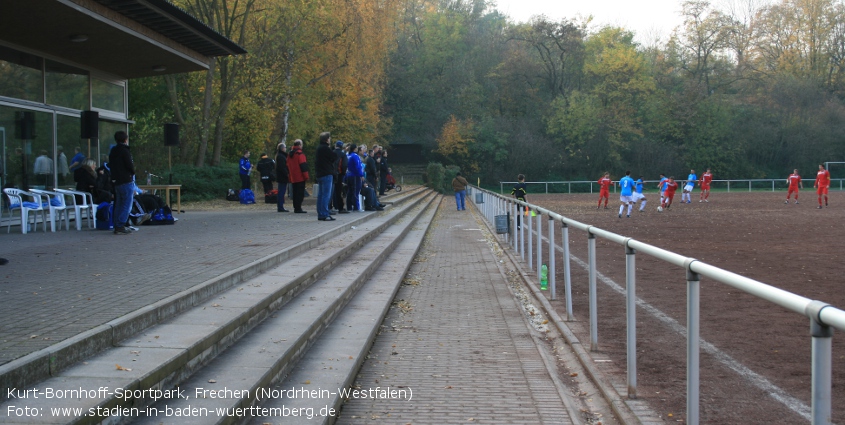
left=786, top=169, right=802, bottom=204
left=814, top=164, right=831, bottom=208
left=699, top=168, right=712, bottom=202
left=661, top=177, right=678, bottom=209
left=597, top=172, right=611, bottom=209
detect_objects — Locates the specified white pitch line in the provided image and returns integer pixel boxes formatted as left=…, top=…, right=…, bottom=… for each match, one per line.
left=534, top=230, right=813, bottom=421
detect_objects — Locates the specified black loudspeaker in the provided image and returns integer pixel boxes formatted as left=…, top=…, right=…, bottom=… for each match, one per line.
left=80, top=110, right=99, bottom=139
left=15, top=111, right=35, bottom=140
left=164, top=123, right=179, bottom=146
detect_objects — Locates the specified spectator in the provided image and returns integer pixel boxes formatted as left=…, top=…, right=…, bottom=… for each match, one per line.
left=362, top=180, right=383, bottom=211
left=332, top=140, right=348, bottom=214
left=33, top=149, right=53, bottom=188
left=315, top=132, right=336, bottom=221
left=74, top=159, right=98, bottom=203
left=256, top=153, right=276, bottom=194
left=69, top=146, right=85, bottom=173
left=275, top=143, right=290, bottom=212
left=346, top=143, right=363, bottom=212
left=452, top=171, right=468, bottom=211
left=378, top=148, right=389, bottom=196
left=238, top=150, right=253, bottom=190
left=56, top=146, right=69, bottom=185
left=287, top=139, right=309, bottom=213
left=108, top=131, right=135, bottom=235
left=363, top=145, right=382, bottom=207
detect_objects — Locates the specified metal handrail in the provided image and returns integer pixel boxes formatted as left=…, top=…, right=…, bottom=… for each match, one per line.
left=471, top=185, right=844, bottom=425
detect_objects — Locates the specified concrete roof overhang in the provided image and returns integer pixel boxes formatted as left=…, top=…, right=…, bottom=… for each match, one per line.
left=0, top=0, right=246, bottom=79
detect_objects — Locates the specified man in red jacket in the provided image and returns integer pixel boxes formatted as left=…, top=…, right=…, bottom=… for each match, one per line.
left=286, top=139, right=310, bottom=213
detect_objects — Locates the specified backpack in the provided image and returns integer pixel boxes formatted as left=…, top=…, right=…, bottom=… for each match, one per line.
left=95, top=202, right=113, bottom=230
left=145, top=205, right=175, bottom=225
left=239, top=189, right=256, bottom=204
left=226, top=189, right=240, bottom=201
left=264, top=189, right=278, bottom=204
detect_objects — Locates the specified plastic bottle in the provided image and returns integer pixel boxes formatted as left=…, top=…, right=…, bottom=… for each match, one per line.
left=540, top=264, right=548, bottom=290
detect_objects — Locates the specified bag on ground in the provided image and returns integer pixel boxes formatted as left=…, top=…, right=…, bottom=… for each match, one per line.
left=95, top=202, right=113, bottom=230
left=239, top=188, right=256, bottom=204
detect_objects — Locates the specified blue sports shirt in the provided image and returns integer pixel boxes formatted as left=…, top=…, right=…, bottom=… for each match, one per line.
left=687, top=173, right=697, bottom=187
left=620, top=176, right=635, bottom=196
left=635, top=179, right=644, bottom=194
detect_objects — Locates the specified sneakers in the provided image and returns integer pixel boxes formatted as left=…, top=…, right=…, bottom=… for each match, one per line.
left=318, top=216, right=336, bottom=221
left=338, top=209, right=349, bottom=214
left=785, top=200, right=789, bottom=204
left=618, top=213, right=622, bottom=218
left=795, top=201, right=799, bottom=204
left=113, top=227, right=131, bottom=235
left=627, top=214, right=631, bottom=218
left=818, top=206, right=823, bottom=209
left=138, top=213, right=151, bottom=225
left=699, top=200, right=703, bottom=203
left=278, top=208, right=290, bottom=212
left=294, top=210, right=307, bottom=213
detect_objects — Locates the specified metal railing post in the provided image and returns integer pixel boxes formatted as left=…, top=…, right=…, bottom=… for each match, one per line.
left=626, top=245, right=637, bottom=399
left=727, top=181, right=730, bottom=192
left=589, top=232, right=598, bottom=351
left=536, top=212, right=542, bottom=274
left=687, top=267, right=701, bottom=425
left=549, top=216, right=556, bottom=301
left=808, top=301, right=833, bottom=425
left=520, top=205, right=526, bottom=260
left=563, top=223, right=573, bottom=321
left=512, top=202, right=518, bottom=251
left=545, top=182, right=548, bottom=193
left=527, top=207, right=533, bottom=269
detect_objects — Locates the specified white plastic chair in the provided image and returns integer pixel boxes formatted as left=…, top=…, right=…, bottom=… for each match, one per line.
left=3, top=188, right=48, bottom=234
left=55, top=188, right=96, bottom=230
left=31, top=188, right=70, bottom=232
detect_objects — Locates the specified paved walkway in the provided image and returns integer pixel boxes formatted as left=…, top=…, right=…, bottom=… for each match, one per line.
left=0, top=196, right=360, bottom=365
left=337, top=205, right=577, bottom=424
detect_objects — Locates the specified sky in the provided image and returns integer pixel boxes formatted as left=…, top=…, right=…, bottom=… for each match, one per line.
left=492, top=0, right=687, bottom=44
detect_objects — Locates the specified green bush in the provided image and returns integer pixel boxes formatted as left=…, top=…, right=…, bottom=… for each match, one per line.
left=426, top=162, right=445, bottom=193
left=157, top=163, right=242, bottom=202
left=443, top=165, right=461, bottom=193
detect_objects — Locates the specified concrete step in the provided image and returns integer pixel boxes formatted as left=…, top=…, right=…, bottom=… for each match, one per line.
left=0, top=191, right=436, bottom=425
left=250, top=196, right=439, bottom=425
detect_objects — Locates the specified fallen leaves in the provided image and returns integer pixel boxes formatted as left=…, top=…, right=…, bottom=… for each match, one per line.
left=115, top=364, right=132, bottom=371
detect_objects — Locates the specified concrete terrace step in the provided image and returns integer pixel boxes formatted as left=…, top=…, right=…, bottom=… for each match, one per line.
left=0, top=191, right=436, bottom=425
left=133, top=196, right=440, bottom=425
left=0, top=189, right=426, bottom=393
left=253, top=198, right=438, bottom=425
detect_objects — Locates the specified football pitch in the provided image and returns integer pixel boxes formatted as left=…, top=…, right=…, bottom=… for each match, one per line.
left=523, top=191, right=844, bottom=424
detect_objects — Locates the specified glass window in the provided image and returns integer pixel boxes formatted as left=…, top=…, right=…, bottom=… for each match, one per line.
left=0, top=45, right=43, bottom=103
left=92, top=78, right=125, bottom=113
left=98, top=120, right=126, bottom=166
left=46, top=60, right=88, bottom=110
left=0, top=105, right=53, bottom=189
left=56, top=114, right=84, bottom=188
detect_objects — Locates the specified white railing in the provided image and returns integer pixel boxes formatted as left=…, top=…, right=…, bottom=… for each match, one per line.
left=499, top=178, right=845, bottom=194
left=471, top=186, right=845, bottom=425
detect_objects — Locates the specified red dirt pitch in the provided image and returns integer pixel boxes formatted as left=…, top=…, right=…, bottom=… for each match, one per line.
left=519, top=190, right=845, bottom=424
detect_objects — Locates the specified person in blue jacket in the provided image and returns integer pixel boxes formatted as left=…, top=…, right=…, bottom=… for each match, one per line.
left=239, top=150, right=253, bottom=190
left=345, top=144, right=364, bottom=212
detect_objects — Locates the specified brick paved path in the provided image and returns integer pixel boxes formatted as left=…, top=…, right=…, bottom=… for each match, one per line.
left=337, top=204, right=577, bottom=424
left=0, top=198, right=357, bottom=365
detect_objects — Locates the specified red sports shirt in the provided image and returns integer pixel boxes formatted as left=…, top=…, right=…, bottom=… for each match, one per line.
left=816, top=170, right=830, bottom=188
left=788, top=173, right=801, bottom=188
left=598, top=177, right=611, bottom=192
left=665, top=181, right=678, bottom=195
left=701, top=172, right=712, bottom=186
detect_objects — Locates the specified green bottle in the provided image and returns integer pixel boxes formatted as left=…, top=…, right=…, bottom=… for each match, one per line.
left=540, top=264, right=548, bottom=290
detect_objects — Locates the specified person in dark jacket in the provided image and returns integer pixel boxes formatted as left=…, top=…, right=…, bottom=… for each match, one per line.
left=275, top=143, right=290, bottom=212
left=378, top=148, right=389, bottom=196
left=256, top=153, right=275, bottom=194
left=315, top=132, right=336, bottom=221
left=332, top=140, right=349, bottom=213
left=108, top=131, right=135, bottom=235
left=286, top=139, right=309, bottom=213
left=74, top=159, right=98, bottom=204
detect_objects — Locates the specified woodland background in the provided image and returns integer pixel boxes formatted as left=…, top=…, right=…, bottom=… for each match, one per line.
left=130, top=0, right=845, bottom=185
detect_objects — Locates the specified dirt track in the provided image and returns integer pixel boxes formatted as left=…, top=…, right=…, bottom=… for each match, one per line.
left=521, top=191, right=845, bottom=424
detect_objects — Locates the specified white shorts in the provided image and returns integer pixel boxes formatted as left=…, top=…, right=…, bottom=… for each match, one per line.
left=632, top=192, right=645, bottom=202
left=684, top=184, right=694, bottom=192
left=620, top=195, right=633, bottom=203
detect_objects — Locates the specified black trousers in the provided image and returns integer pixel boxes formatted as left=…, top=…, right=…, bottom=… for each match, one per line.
left=240, top=174, right=250, bottom=190
left=332, top=174, right=345, bottom=210
left=291, top=181, right=306, bottom=211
